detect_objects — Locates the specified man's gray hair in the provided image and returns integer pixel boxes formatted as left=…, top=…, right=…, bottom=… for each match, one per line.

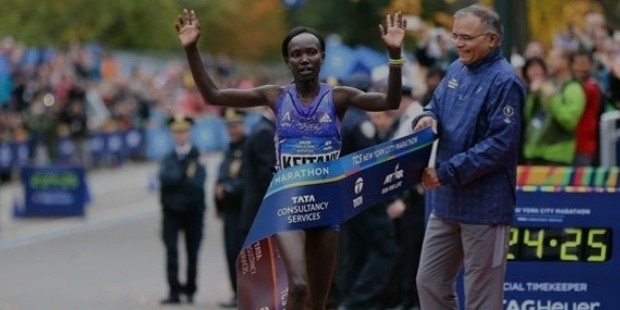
left=454, top=4, right=503, bottom=41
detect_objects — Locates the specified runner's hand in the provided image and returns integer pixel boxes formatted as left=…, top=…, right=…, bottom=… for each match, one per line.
left=175, top=9, right=202, bottom=48
left=379, top=11, right=408, bottom=56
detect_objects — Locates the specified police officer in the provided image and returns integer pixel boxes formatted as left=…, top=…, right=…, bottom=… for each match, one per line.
left=337, top=72, right=400, bottom=310
left=214, top=108, right=247, bottom=308
left=159, top=114, right=206, bottom=304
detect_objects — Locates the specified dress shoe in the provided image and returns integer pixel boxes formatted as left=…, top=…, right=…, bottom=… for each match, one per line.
left=160, top=295, right=181, bottom=305
left=180, top=286, right=194, bottom=304
left=218, top=296, right=238, bottom=308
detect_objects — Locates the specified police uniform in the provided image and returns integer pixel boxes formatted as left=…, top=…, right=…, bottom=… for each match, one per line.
left=215, top=108, right=247, bottom=307
left=158, top=115, right=206, bottom=304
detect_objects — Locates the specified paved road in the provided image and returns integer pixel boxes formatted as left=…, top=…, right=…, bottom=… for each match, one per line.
left=0, top=154, right=236, bottom=309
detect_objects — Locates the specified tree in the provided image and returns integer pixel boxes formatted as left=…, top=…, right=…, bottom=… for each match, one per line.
left=0, top=0, right=177, bottom=49
left=192, top=0, right=287, bottom=61
left=525, top=0, right=603, bottom=49
left=296, top=0, right=391, bottom=50
left=0, top=0, right=287, bottom=61
left=598, top=0, right=620, bottom=28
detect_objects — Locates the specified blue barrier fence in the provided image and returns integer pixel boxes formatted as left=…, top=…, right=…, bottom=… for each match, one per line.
left=0, top=115, right=234, bottom=173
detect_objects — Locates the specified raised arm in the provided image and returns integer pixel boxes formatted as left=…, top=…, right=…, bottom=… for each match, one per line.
left=335, top=12, right=407, bottom=112
left=175, top=9, right=280, bottom=108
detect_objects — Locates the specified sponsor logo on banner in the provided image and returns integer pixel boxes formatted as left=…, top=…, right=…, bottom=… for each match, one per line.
left=354, top=177, right=364, bottom=194
left=353, top=177, right=364, bottom=208
left=503, top=299, right=601, bottom=310
left=277, top=194, right=329, bottom=224
left=381, top=163, right=404, bottom=194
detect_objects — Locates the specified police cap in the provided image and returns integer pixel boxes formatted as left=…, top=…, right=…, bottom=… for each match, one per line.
left=167, top=114, right=194, bottom=131
left=222, top=108, right=246, bottom=124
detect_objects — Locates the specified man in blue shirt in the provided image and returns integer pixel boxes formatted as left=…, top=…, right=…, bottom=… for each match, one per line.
left=412, top=4, right=525, bottom=309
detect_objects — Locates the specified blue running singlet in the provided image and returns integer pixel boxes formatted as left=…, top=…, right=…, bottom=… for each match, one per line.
left=274, top=83, right=342, bottom=169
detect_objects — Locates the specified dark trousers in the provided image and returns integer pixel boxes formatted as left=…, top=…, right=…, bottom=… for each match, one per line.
left=162, top=210, right=204, bottom=296
left=398, top=190, right=425, bottom=309
left=339, top=204, right=400, bottom=309
left=223, top=209, right=243, bottom=295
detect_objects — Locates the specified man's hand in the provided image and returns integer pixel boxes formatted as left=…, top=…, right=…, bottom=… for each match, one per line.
left=412, top=116, right=437, bottom=134
left=175, top=9, right=202, bottom=48
left=422, top=167, right=441, bottom=189
left=379, top=11, right=408, bottom=56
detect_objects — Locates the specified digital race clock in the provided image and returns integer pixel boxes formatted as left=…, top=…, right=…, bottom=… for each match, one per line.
left=501, top=166, right=620, bottom=309
left=507, top=226, right=612, bottom=262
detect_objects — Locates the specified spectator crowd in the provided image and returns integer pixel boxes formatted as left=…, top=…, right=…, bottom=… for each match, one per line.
left=0, top=37, right=284, bottom=180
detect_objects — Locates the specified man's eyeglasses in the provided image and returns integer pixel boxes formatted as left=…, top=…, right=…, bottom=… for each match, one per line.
left=451, top=33, right=492, bottom=42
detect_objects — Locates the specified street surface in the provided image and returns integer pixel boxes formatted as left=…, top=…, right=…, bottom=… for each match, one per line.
left=0, top=153, right=235, bottom=310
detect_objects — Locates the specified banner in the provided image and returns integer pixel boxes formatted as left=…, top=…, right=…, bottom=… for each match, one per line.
left=19, top=165, right=89, bottom=217
left=237, top=127, right=436, bottom=310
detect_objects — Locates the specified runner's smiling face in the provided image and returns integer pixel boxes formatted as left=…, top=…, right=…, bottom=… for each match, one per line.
left=285, top=33, right=324, bottom=82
